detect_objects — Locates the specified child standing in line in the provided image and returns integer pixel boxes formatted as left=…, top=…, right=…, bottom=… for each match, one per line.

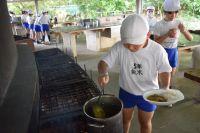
left=27, top=11, right=35, bottom=40
left=146, top=6, right=157, bottom=40
left=154, top=0, right=193, bottom=88
left=34, top=15, right=42, bottom=44
left=21, top=10, right=29, bottom=37
left=39, top=11, right=51, bottom=43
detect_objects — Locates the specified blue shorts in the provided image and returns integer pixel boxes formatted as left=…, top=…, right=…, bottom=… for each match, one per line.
left=164, top=48, right=178, bottom=68
left=34, top=25, right=41, bottom=32
left=119, top=88, right=157, bottom=112
left=29, top=24, right=34, bottom=30
left=41, top=24, right=49, bottom=32
left=22, top=22, right=29, bottom=29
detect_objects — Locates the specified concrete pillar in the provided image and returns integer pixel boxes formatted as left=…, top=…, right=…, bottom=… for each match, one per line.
left=136, top=0, right=143, bottom=14
left=0, top=0, right=18, bottom=105
left=34, top=0, right=39, bottom=16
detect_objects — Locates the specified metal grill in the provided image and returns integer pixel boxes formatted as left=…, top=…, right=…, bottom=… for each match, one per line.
left=35, top=55, right=74, bottom=69
left=39, top=113, right=87, bottom=133
left=34, top=48, right=64, bottom=58
left=36, top=57, right=74, bottom=68
left=34, top=48, right=100, bottom=133
left=38, top=65, right=88, bottom=86
left=40, top=80, right=99, bottom=119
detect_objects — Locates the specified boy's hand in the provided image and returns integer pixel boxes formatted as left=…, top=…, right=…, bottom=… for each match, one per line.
left=168, top=28, right=177, bottom=38
left=178, top=23, right=186, bottom=33
left=98, top=74, right=109, bottom=87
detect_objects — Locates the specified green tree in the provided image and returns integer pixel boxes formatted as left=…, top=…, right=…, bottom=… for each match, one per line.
left=73, top=0, right=135, bottom=18
left=7, top=0, right=200, bottom=19
left=182, top=0, right=200, bottom=16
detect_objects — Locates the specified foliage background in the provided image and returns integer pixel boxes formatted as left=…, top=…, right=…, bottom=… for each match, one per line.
left=7, top=0, right=200, bottom=22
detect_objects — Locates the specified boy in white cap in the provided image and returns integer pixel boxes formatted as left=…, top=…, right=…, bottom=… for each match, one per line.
left=154, top=0, right=193, bottom=88
left=21, top=10, right=29, bottom=37
left=34, top=14, right=42, bottom=44
left=27, top=10, right=35, bottom=40
left=146, top=6, right=157, bottom=40
left=98, top=14, right=172, bottom=133
left=39, top=11, right=51, bottom=43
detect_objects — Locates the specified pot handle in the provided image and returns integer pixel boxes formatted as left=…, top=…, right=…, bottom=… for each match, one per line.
left=88, top=123, right=104, bottom=128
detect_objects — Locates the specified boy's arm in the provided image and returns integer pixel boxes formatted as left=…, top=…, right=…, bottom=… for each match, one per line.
left=179, top=23, right=193, bottom=41
left=159, top=72, right=171, bottom=89
left=154, top=33, right=169, bottom=44
left=98, top=60, right=109, bottom=87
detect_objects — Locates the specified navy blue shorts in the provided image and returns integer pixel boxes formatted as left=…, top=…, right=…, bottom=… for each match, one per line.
left=41, top=24, right=49, bottom=32
left=164, top=48, right=178, bottom=68
left=34, top=25, right=41, bottom=32
left=29, top=24, right=34, bottom=30
left=22, top=22, right=29, bottom=29
left=119, top=88, right=157, bottom=112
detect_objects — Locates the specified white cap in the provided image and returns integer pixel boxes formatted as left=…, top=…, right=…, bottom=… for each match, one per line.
left=28, top=10, right=33, bottom=14
left=120, top=14, right=149, bottom=45
left=164, top=0, right=180, bottom=11
left=147, top=6, right=155, bottom=10
left=42, top=10, right=46, bottom=13
left=24, top=10, right=28, bottom=13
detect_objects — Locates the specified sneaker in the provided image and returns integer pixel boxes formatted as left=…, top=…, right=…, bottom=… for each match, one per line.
left=40, top=41, right=45, bottom=44
left=37, top=41, right=42, bottom=44
left=168, top=104, right=173, bottom=107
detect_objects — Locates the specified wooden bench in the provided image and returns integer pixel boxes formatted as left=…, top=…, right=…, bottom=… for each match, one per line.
left=178, top=44, right=200, bottom=52
left=184, top=69, right=200, bottom=83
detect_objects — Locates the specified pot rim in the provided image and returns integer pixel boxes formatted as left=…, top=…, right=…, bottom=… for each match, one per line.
left=83, top=95, right=123, bottom=121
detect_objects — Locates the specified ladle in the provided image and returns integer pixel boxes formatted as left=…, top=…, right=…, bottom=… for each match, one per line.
left=92, top=86, right=106, bottom=118
left=97, top=86, right=104, bottom=103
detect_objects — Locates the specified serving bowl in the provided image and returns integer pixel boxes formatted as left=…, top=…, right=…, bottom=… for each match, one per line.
left=143, top=89, right=184, bottom=106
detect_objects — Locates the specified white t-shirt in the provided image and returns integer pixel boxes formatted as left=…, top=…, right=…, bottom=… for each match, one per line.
left=21, top=14, right=27, bottom=23
left=39, top=15, right=50, bottom=25
left=102, top=39, right=172, bottom=95
left=154, top=19, right=181, bottom=48
left=146, top=16, right=157, bottom=34
left=34, top=16, right=40, bottom=25
left=27, top=16, right=34, bottom=24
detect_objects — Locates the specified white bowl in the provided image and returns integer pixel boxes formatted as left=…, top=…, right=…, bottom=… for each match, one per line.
left=143, top=89, right=184, bottom=106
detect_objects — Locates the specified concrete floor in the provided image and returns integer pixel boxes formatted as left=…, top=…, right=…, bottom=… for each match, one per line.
left=35, top=34, right=200, bottom=133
